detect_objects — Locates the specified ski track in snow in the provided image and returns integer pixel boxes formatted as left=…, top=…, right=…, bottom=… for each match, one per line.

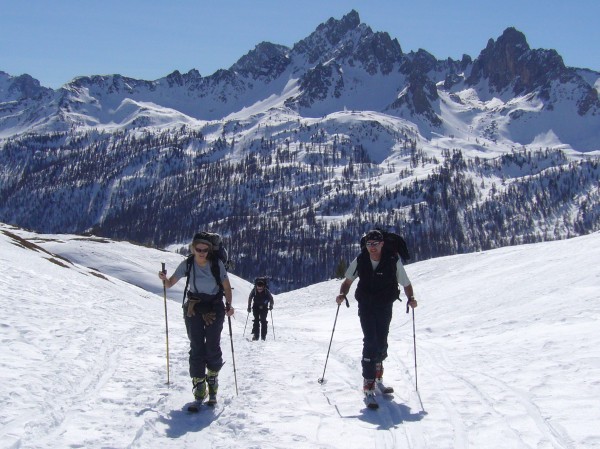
left=1, top=225, right=600, bottom=448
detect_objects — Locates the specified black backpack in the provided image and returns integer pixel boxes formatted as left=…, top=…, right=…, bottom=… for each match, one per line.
left=254, top=276, right=269, bottom=289
left=360, top=229, right=410, bottom=262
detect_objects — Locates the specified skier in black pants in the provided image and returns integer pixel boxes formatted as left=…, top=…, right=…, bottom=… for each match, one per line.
left=159, top=234, right=234, bottom=406
left=247, top=278, right=274, bottom=341
left=335, top=230, right=417, bottom=404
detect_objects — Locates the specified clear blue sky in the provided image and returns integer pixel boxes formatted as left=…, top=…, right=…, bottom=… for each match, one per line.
left=1, top=0, right=599, bottom=89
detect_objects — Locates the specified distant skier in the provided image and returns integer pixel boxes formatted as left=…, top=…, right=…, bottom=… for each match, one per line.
left=159, top=233, right=234, bottom=407
left=247, top=278, right=274, bottom=341
left=335, top=230, right=417, bottom=407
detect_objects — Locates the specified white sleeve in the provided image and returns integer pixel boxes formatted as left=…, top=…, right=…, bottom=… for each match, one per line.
left=344, top=258, right=359, bottom=281
left=396, top=260, right=411, bottom=287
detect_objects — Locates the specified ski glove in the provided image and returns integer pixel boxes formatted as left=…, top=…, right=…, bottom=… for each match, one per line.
left=247, top=307, right=251, bottom=313
left=202, top=312, right=217, bottom=326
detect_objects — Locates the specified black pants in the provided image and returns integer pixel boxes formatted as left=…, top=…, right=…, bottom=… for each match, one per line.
left=184, top=302, right=225, bottom=378
left=252, top=307, right=269, bottom=340
left=357, top=301, right=393, bottom=379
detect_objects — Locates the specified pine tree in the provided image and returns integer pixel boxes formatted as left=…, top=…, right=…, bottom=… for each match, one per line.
left=334, top=259, right=347, bottom=279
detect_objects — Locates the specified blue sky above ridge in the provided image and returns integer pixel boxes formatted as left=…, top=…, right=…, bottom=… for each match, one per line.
left=1, top=0, right=599, bottom=89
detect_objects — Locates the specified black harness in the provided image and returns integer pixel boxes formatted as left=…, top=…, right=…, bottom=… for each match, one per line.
left=182, top=254, right=224, bottom=305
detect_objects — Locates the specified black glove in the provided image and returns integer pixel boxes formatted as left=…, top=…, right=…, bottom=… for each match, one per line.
left=269, top=306, right=273, bottom=310
left=247, top=307, right=251, bottom=313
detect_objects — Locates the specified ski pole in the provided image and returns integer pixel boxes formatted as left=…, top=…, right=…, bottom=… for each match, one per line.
left=270, top=309, right=276, bottom=341
left=227, top=313, right=239, bottom=395
left=318, top=297, right=349, bottom=384
left=161, top=263, right=170, bottom=385
left=243, top=312, right=250, bottom=337
left=412, top=307, right=418, bottom=391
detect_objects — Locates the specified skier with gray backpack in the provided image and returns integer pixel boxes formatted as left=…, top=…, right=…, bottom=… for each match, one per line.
left=158, top=232, right=235, bottom=411
left=334, top=229, right=417, bottom=409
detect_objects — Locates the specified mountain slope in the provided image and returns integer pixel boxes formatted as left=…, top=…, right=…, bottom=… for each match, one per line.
left=1, top=223, right=599, bottom=448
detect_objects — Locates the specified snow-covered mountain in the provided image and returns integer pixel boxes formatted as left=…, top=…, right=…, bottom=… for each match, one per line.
left=2, top=223, right=599, bottom=448
left=1, top=10, right=599, bottom=292
left=1, top=10, right=598, bottom=149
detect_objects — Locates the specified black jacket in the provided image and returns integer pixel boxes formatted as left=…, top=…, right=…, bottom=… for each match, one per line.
left=354, top=251, right=400, bottom=304
left=248, top=288, right=274, bottom=310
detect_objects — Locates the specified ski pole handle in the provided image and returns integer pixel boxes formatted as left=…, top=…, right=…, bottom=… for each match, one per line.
left=336, top=294, right=350, bottom=308
left=161, top=262, right=166, bottom=275
left=406, top=296, right=417, bottom=314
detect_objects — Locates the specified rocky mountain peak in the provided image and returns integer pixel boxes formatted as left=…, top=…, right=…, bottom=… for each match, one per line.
left=291, top=10, right=363, bottom=65
left=291, top=9, right=402, bottom=74
left=350, top=30, right=403, bottom=75
left=317, top=9, right=361, bottom=46
left=0, top=72, right=51, bottom=101
left=466, top=27, right=568, bottom=95
left=164, top=68, right=202, bottom=87
left=230, top=41, right=290, bottom=81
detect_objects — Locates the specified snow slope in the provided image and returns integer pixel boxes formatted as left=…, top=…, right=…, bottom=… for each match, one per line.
left=1, top=223, right=599, bottom=448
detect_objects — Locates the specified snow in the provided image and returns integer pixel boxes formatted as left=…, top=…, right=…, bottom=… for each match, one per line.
left=1, top=222, right=600, bottom=448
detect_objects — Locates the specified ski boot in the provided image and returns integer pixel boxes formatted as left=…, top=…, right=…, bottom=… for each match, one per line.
left=192, top=377, right=207, bottom=402
left=363, top=378, right=378, bottom=409
left=187, top=377, right=206, bottom=412
left=375, top=362, right=384, bottom=382
left=206, top=369, right=219, bottom=406
left=375, top=362, right=394, bottom=394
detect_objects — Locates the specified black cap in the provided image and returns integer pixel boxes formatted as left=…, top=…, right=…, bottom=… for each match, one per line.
left=364, top=230, right=383, bottom=241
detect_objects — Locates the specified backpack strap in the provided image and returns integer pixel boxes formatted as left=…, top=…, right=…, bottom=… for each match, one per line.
left=182, top=254, right=224, bottom=305
left=182, top=255, right=194, bottom=305
left=209, top=256, right=224, bottom=293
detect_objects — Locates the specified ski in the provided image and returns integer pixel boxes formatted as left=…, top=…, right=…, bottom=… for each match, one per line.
left=364, top=391, right=379, bottom=409
left=376, top=381, right=394, bottom=395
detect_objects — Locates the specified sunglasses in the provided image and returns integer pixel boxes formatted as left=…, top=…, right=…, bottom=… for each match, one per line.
left=194, top=247, right=210, bottom=253
left=365, top=241, right=382, bottom=247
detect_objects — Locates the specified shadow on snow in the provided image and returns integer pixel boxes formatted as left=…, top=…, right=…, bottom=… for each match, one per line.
left=159, top=403, right=223, bottom=438
left=336, top=398, right=427, bottom=430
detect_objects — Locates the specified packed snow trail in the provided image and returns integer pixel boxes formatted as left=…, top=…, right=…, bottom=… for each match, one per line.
left=1, top=224, right=600, bottom=448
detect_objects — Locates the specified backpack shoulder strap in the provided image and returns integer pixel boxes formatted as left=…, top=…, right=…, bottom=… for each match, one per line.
left=181, top=255, right=195, bottom=304
left=210, top=257, right=224, bottom=293
left=182, top=255, right=224, bottom=303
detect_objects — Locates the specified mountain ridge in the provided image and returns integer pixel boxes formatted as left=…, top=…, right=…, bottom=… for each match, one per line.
left=1, top=10, right=598, bottom=148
